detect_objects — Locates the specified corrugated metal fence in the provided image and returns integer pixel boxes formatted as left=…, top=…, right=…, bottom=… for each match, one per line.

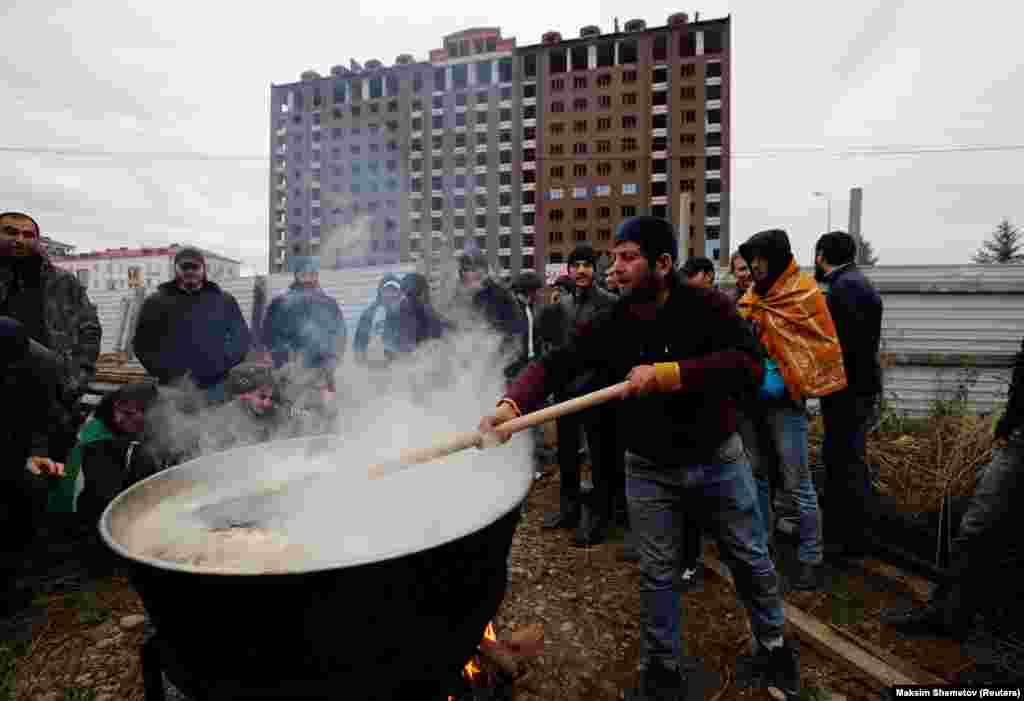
left=91, top=265, right=1024, bottom=417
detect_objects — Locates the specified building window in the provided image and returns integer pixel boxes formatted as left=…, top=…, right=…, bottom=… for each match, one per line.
left=432, top=135, right=443, bottom=150
left=549, top=209, right=564, bottom=222
left=573, top=142, right=587, bottom=155
left=681, top=86, right=696, bottom=100
left=573, top=120, right=587, bottom=133
left=623, top=159, right=638, bottom=173
left=680, top=178, right=695, bottom=192
left=683, top=110, right=697, bottom=123
left=499, top=58, right=513, bottom=83
left=652, top=114, right=668, bottom=130
left=652, top=181, right=667, bottom=197
left=596, top=73, right=612, bottom=88
left=596, top=163, right=612, bottom=177
left=550, top=122, right=565, bottom=135
left=706, top=179, right=722, bottom=194
left=597, top=117, right=611, bottom=131
left=574, top=208, right=587, bottom=221
left=652, top=91, right=668, bottom=107
left=593, top=140, right=608, bottom=154
left=706, top=226, right=721, bottom=241
left=549, top=231, right=563, bottom=243
left=621, top=137, right=637, bottom=151
left=621, top=205, right=637, bottom=217
left=622, top=93, right=637, bottom=106
left=550, top=144, right=564, bottom=155
left=707, top=61, right=722, bottom=78
left=652, top=159, right=667, bottom=174
left=476, top=215, right=487, bottom=228
left=523, top=190, right=535, bottom=204
left=598, top=95, right=611, bottom=109
left=573, top=164, right=587, bottom=177
left=622, top=115, right=638, bottom=129
left=707, top=109, right=722, bottom=125
left=597, top=206, right=611, bottom=218
left=573, top=76, right=587, bottom=89
left=522, top=212, right=535, bottom=226
left=622, top=183, right=638, bottom=195
left=523, top=84, right=536, bottom=99
left=523, top=53, right=537, bottom=78
left=706, top=155, right=722, bottom=171
left=681, top=133, right=697, bottom=146
left=551, top=101, right=565, bottom=113
left=550, top=48, right=567, bottom=73
left=652, top=136, right=668, bottom=151
left=573, top=98, right=587, bottom=111
left=550, top=165, right=564, bottom=178
left=573, top=230, right=587, bottom=242
left=551, top=78, right=564, bottom=91
left=524, top=126, right=536, bottom=140
left=500, top=108, right=512, bottom=121
left=622, top=69, right=638, bottom=83
left=573, top=186, right=588, bottom=199
left=549, top=188, right=564, bottom=200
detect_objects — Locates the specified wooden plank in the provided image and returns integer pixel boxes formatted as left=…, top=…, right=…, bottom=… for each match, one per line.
left=702, top=557, right=930, bottom=690
left=824, top=621, right=947, bottom=686
left=860, top=558, right=936, bottom=603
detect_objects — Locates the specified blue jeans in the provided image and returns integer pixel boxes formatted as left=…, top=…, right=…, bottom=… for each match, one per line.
left=626, top=434, right=785, bottom=669
left=738, top=405, right=822, bottom=565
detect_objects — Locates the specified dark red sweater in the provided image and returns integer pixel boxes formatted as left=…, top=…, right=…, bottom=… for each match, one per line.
left=505, top=277, right=764, bottom=466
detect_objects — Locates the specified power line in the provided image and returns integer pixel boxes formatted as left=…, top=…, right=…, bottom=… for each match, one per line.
left=3, top=142, right=1024, bottom=163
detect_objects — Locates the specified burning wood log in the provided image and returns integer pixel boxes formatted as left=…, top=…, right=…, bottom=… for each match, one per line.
left=478, top=624, right=545, bottom=678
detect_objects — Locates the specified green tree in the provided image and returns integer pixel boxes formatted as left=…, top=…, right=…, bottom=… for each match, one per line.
left=856, top=237, right=879, bottom=266
left=972, top=219, right=1024, bottom=264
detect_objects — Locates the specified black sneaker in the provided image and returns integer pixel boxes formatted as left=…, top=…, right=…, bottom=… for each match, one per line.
left=764, top=641, right=801, bottom=700
left=623, top=661, right=687, bottom=701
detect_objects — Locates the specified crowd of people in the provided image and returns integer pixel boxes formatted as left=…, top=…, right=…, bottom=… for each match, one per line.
left=3, top=208, right=1022, bottom=699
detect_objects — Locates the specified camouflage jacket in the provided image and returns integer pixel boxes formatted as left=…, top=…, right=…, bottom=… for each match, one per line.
left=0, top=255, right=102, bottom=405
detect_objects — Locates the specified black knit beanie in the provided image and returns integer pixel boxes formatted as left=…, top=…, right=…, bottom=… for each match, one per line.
left=567, top=243, right=597, bottom=268
left=613, top=216, right=678, bottom=264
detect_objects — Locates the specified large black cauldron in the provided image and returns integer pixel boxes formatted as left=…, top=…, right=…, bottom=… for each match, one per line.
left=100, top=435, right=529, bottom=700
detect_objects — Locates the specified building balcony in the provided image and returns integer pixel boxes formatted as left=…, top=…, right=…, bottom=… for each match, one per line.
left=499, top=184, right=511, bottom=192
left=311, top=123, right=321, bottom=131
left=523, top=118, right=536, bottom=128
left=498, top=206, right=511, bottom=214
left=651, top=128, right=667, bottom=138
left=522, top=139, right=536, bottom=149
left=410, top=191, right=423, bottom=198
left=476, top=144, right=488, bottom=153
left=500, top=226, right=511, bottom=235
left=706, top=123, right=721, bottom=134
left=432, top=108, right=444, bottom=116
left=499, top=121, right=512, bottom=130
left=520, top=204, right=535, bottom=213
left=275, top=182, right=287, bottom=191
left=651, top=173, right=667, bottom=182
left=411, top=130, right=423, bottom=139
left=499, top=99, right=512, bottom=109
left=651, top=150, right=667, bottom=159
left=650, top=196, right=668, bottom=205
left=274, top=145, right=287, bottom=156
left=454, top=208, right=465, bottom=215
left=311, top=161, right=321, bottom=170
left=523, top=161, right=536, bottom=171
left=455, top=105, right=467, bottom=113
left=706, top=169, right=721, bottom=179
left=705, top=146, right=722, bottom=156
left=453, top=146, right=467, bottom=155
left=475, top=185, right=487, bottom=193
left=523, top=181, right=536, bottom=190
left=311, top=142, right=321, bottom=151
left=652, top=82, right=668, bottom=92
left=706, top=76, right=722, bottom=87
left=522, top=226, right=535, bottom=235
left=411, top=110, right=423, bottom=118
left=408, top=231, right=422, bottom=238
left=652, top=105, right=668, bottom=115
left=431, top=169, right=443, bottom=177
left=410, top=211, right=422, bottom=218
left=522, top=97, right=536, bottom=107
left=311, top=218, right=321, bottom=226
left=706, top=193, right=721, bottom=203
left=275, top=127, right=286, bottom=137
left=475, top=165, right=488, bottom=174
left=706, top=99, right=721, bottom=109
left=273, top=163, right=286, bottom=174
left=475, top=123, right=488, bottom=133
left=522, top=246, right=535, bottom=255
left=498, top=247, right=511, bottom=256
left=499, top=163, right=512, bottom=172
left=705, top=216, right=721, bottom=226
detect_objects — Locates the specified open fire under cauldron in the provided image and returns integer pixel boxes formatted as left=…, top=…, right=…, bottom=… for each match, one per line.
left=100, top=434, right=531, bottom=700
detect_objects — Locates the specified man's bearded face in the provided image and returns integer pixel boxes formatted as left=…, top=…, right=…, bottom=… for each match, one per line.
left=175, top=261, right=205, bottom=291
left=0, top=215, right=40, bottom=259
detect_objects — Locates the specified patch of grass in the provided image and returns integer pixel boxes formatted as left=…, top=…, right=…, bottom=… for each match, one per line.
left=67, top=591, right=111, bottom=627
left=64, top=688, right=98, bottom=701
left=830, top=576, right=866, bottom=626
left=798, top=683, right=832, bottom=701
left=0, top=640, right=30, bottom=701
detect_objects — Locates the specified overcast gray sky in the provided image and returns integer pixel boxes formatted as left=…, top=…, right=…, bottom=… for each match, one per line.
left=3, top=0, right=1022, bottom=274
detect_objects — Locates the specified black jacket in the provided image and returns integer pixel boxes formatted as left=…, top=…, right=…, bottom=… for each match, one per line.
left=506, top=275, right=763, bottom=466
left=133, top=280, right=251, bottom=387
left=823, top=264, right=883, bottom=397
left=467, top=280, right=528, bottom=378
left=996, top=337, right=1024, bottom=440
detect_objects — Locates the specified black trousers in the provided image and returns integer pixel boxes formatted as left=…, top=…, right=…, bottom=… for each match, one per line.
left=555, top=405, right=622, bottom=521
left=820, top=390, right=878, bottom=552
left=0, top=467, right=47, bottom=595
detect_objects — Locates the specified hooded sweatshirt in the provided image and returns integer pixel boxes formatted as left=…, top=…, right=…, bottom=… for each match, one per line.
left=133, top=279, right=251, bottom=387
left=262, top=281, right=346, bottom=370
left=354, top=274, right=403, bottom=365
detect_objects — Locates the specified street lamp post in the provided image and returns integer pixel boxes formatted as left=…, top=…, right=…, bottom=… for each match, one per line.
left=812, top=191, right=832, bottom=233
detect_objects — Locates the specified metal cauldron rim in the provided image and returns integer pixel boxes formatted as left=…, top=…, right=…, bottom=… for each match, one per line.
left=99, top=434, right=530, bottom=577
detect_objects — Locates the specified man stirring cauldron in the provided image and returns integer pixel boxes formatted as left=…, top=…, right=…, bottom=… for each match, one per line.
left=479, top=217, right=800, bottom=700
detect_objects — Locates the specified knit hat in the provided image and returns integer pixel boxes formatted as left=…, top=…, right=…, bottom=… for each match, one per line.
left=613, top=216, right=678, bottom=264
left=174, top=246, right=206, bottom=266
left=226, top=362, right=276, bottom=398
left=567, top=243, right=597, bottom=268
left=291, top=256, right=320, bottom=274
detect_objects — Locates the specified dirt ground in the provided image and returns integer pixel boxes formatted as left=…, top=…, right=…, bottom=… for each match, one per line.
left=3, top=466, right=992, bottom=701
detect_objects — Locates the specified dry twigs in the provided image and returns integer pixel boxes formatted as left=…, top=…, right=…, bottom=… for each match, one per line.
left=809, top=415, right=994, bottom=515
